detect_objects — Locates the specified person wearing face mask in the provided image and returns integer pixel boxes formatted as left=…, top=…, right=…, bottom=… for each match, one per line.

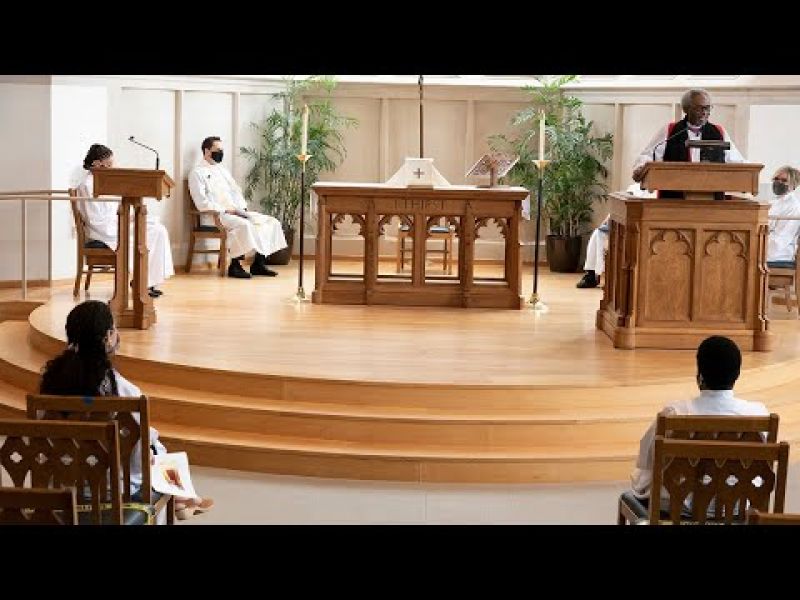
left=39, top=300, right=214, bottom=521
left=766, top=165, right=800, bottom=268
left=577, top=89, right=746, bottom=289
left=188, top=136, right=288, bottom=279
left=71, top=144, right=174, bottom=298
left=623, top=336, right=769, bottom=518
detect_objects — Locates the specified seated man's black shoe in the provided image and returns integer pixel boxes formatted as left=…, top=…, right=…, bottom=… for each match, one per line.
left=576, top=270, right=600, bottom=289
left=228, top=260, right=252, bottom=279
left=148, top=286, right=163, bottom=297
left=250, top=262, right=278, bottom=277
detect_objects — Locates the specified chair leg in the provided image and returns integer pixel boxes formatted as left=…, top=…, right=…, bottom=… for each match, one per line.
left=74, top=261, right=82, bottom=298
left=785, top=286, right=791, bottom=313
left=185, top=233, right=195, bottom=273
left=84, top=268, right=92, bottom=291
left=396, top=236, right=403, bottom=272
left=219, top=236, right=228, bottom=277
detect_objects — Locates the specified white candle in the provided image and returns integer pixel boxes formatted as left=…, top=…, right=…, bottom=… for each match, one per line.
left=301, top=104, right=309, bottom=156
left=539, top=111, right=545, bottom=160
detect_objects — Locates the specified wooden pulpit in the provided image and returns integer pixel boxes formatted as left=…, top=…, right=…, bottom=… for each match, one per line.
left=597, top=162, right=772, bottom=351
left=91, top=168, right=174, bottom=329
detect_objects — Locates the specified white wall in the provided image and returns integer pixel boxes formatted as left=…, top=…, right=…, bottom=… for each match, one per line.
left=50, top=83, right=107, bottom=280
left=6, top=76, right=800, bottom=282
left=0, top=82, right=51, bottom=280
left=748, top=104, right=800, bottom=188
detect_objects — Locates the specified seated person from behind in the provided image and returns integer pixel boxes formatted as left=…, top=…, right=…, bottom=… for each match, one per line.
left=766, top=165, right=800, bottom=268
left=39, top=300, right=214, bottom=521
left=578, top=88, right=745, bottom=289
left=72, top=143, right=174, bottom=298
left=629, top=335, right=769, bottom=515
left=188, top=136, right=288, bottom=279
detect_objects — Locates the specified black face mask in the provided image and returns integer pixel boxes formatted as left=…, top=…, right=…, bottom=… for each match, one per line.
left=773, top=181, right=790, bottom=196
left=211, top=150, right=224, bottom=163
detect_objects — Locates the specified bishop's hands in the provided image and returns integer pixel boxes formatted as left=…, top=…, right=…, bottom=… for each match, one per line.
left=632, top=165, right=646, bottom=183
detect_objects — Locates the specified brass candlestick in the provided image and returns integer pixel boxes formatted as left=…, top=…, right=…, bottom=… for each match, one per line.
left=529, top=159, right=550, bottom=312
left=291, top=152, right=312, bottom=303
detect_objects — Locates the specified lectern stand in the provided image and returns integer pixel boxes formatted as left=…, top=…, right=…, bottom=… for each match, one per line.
left=597, top=162, right=771, bottom=351
left=91, top=168, right=174, bottom=330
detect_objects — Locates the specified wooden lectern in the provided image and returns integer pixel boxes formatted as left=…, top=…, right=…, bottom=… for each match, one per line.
left=91, top=168, right=174, bottom=330
left=597, top=162, right=772, bottom=351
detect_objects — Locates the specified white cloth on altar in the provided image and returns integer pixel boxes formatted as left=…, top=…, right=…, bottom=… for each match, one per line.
left=386, top=159, right=450, bottom=187
left=188, top=161, right=287, bottom=259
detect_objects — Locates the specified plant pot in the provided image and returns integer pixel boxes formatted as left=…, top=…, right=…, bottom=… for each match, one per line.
left=546, top=234, right=582, bottom=273
left=265, top=227, right=295, bottom=265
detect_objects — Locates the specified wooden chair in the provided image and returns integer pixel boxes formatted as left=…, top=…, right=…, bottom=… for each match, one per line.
left=747, top=508, right=800, bottom=525
left=396, top=218, right=455, bottom=275
left=0, top=488, right=78, bottom=525
left=69, top=188, right=116, bottom=297
left=647, top=436, right=789, bottom=525
left=26, top=394, right=175, bottom=525
left=185, top=179, right=228, bottom=276
left=618, top=414, right=780, bottom=525
left=0, top=418, right=135, bottom=525
left=767, top=244, right=800, bottom=318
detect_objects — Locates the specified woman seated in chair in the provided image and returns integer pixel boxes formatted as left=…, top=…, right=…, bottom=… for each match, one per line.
left=39, top=300, right=213, bottom=520
left=72, top=143, right=174, bottom=298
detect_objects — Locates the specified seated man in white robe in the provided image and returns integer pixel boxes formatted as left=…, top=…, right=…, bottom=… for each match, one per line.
left=73, top=144, right=174, bottom=298
left=577, top=184, right=654, bottom=288
left=188, top=136, right=288, bottom=279
left=766, top=165, right=800, bottom=268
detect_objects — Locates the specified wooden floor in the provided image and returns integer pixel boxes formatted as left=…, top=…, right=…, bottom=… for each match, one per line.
left=2, top=261, right=800, bottom=483
left=22, top=263, right=800, bottom=386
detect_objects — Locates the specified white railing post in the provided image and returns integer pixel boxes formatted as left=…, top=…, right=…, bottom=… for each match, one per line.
left=21, top=197, right=27, bottom=300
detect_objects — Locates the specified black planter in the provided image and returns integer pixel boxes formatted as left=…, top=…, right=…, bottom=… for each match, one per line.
left=265, top=227, right=295, bottom=265
left=546, top=235, right=582, bottom=273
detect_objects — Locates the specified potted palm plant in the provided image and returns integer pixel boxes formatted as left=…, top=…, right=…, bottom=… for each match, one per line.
left=490, top=75, right=613, bottom=272
left=240, top=76, right=357, bottom=264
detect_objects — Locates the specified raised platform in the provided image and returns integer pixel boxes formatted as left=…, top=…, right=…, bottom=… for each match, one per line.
left=1, top=263, right=799, bottom=482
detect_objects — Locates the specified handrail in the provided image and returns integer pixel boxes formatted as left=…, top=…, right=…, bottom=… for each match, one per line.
left=0, top=189, right=124, bottom=301
left=0, top=194, right=121, bottom=202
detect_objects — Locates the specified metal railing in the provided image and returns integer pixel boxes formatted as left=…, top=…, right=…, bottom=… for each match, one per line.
left=0, top=190, right=121, bottom=300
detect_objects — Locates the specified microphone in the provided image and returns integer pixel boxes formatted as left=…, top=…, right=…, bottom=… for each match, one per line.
left=652, top=125, right=688, bottom=161
left=128, top=136, right=160, bottom=170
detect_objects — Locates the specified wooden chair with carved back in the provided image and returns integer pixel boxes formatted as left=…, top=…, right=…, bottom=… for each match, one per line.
left=26, top=394, right=174, bottom=525
left=618, top=413, right=781, bottom=525
left=0, top=487, right=78, bottom=525
left=0, top=418, right=145, bottom=524
left=68, top=188, right=116, bottom=297
left=185, top=179, right=228, bottom=276
left=646, top=435, right=789, bottom=525
left=747, top=508, right=800, bottom=525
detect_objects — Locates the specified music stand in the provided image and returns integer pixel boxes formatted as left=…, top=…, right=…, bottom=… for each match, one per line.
left=466, top=153, right=519, bottom=188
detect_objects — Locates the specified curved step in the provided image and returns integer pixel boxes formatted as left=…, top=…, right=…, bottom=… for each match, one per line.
left=157, top=424, right=638, bottom=483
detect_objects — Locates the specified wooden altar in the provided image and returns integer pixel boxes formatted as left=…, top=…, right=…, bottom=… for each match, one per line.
left=311, top=183, right=529, bottom=309
left=597, top=162, right=771, bottom=351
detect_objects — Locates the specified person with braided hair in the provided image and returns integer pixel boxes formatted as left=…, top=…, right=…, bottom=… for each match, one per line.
left=72, top=144, right=174, bottom=298
left=40, top=300, right=213, bottom=520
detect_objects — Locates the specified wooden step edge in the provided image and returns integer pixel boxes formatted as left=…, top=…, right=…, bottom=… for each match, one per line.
left=156, top=425, right=641, bottom=462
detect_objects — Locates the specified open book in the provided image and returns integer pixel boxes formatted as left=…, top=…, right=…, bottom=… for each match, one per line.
left=151, top=452, right=198, bottom=499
